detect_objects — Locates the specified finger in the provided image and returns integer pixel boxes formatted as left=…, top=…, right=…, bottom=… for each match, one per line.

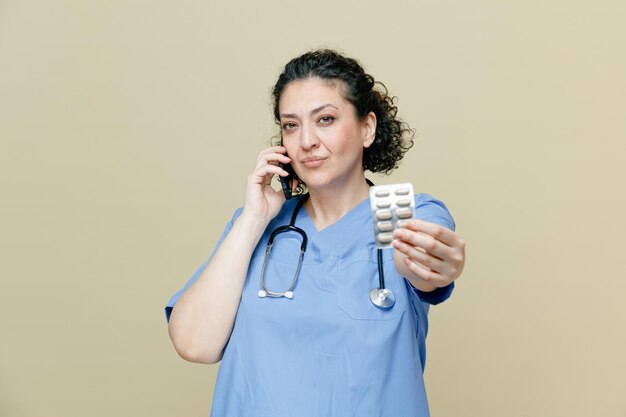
left=403, top=257, right=449, bottom=287
left=400, top=219, right=460, bottom=247
left=258, top=150, right=291, bottom=162
left=392, top=239, right=448, bottom=275
left=250, top=165, right=289, bottom=184
left=257, top=145, right=287, bottom=158
left=256, top=146, right=288, bottom=162
left=393, top=228, right=454, bottom=260
left=255, top=152, right=292, bottom=169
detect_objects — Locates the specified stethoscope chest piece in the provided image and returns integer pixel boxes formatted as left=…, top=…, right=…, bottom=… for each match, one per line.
left=369, top=288, right=395, bottom=309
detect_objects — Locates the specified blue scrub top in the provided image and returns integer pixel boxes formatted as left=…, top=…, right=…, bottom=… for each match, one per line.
left=165, top=194, right=455, bottom=417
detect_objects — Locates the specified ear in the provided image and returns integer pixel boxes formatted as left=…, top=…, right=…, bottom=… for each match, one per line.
left=362, top=111, right=377, bottom=148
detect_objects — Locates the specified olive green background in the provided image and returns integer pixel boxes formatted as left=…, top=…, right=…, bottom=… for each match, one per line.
left=1, top=1, right=625, bottom=416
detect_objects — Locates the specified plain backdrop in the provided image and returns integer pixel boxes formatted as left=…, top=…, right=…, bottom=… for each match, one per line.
left=1, top=1, right=625, bottom=416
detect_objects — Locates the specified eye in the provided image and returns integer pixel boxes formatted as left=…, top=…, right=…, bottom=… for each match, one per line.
left=281, top=122, right=297, bottom=131
left=319, top=115, right=335, bottom=124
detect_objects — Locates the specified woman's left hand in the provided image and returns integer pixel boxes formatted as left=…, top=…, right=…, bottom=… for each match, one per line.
left=391, top=219, right=466, bottom=291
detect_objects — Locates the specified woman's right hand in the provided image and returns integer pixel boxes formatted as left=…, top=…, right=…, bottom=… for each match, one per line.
left=241, top=145, right=292, bottom=225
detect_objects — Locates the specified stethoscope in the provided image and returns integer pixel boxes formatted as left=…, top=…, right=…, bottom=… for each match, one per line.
left=257, top=180, right=396, bottom=309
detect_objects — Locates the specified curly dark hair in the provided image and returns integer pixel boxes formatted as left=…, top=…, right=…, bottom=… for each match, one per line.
left=271, top=49, right=415, bottom=176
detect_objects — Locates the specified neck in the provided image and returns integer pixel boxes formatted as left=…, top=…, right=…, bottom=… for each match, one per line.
left=304, top=174, right=371, bottom=231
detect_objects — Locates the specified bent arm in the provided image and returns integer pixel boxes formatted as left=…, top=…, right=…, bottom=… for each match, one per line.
left=167, top=145, right=292, bottom=364
left=167, top=212, right=266, bottom=364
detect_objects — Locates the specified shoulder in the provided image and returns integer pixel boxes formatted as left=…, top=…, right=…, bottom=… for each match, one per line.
left=413, top=193, right=456, bottom=231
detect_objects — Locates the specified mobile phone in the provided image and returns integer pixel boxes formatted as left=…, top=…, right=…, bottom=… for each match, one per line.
left=279, top=162, right=296, bottom=200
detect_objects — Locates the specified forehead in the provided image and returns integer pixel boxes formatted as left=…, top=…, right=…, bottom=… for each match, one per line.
left=278, top=78, right=350, bottom=115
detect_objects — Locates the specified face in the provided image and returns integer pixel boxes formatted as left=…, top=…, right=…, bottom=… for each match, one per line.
left=278, top=77, right=376, bottom=191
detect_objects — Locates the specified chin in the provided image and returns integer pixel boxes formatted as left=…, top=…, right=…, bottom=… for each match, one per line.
left=297, top=174, right=325, bottom=190
left=301, top=175, right=342, bottom=191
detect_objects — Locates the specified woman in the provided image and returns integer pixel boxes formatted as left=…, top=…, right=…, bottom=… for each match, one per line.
left=165, top=49, right=466, bottom=416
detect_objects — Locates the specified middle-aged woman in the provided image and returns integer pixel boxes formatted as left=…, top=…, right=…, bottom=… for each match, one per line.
left=165, top=49, right=466, bottom=416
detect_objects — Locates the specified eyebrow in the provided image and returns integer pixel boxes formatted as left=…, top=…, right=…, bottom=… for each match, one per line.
left=280, top=104, right=338, bottom=119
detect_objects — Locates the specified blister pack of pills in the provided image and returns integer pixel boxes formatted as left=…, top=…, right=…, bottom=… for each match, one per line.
left=369, top=183, right=415, bottom=249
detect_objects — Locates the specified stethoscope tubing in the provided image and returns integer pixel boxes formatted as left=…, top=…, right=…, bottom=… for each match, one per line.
left=258, top=182, right=394, bottom=308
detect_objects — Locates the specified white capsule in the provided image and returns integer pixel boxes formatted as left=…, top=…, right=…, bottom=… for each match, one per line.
left=397, top=220, right=410, bottom=228
left=376, top=210, right=393, bottom=220
left=396, top=198, right=412, bottom=207
left=377, top=221, right=394, bottom=232
left=378, top=233, right=393, bottom=244
left=397, top=208, right=413, bottom=219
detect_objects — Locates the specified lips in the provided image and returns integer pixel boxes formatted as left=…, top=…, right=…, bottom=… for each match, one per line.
left=301, top=156, right=326, bottom=168
left=301, top=156, right=326, bottom=163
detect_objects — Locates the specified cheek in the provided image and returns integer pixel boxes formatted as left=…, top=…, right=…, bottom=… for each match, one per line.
left=327, top=128, right=355, bottom=154
left=282, top=140, right=297, bottom=156
left=336, top=132, right=365, bottom=157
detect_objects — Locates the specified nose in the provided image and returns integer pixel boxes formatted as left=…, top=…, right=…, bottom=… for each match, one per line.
left=299, top=122, right=319, bottom=150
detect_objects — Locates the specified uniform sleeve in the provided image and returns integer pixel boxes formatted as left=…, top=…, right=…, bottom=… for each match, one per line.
left=411, top=194, right=456, bottom=305
left=164, top=207, right=243, bottom=322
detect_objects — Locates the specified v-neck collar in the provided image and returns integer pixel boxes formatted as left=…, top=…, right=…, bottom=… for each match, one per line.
left=298, top=196, right=372, bottom=244
left=275, top=195, right=375, bottom=261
